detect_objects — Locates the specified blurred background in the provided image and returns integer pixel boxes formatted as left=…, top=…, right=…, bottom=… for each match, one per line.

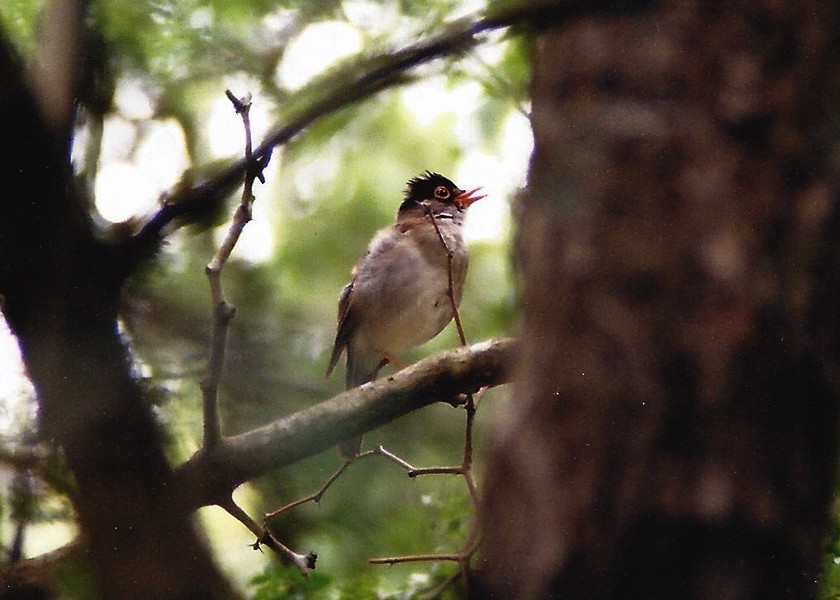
left=0, top=0, right=529, bottom=596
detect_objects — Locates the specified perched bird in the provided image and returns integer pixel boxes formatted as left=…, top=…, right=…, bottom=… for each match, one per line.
left=326, top=172, right=484, bottom=457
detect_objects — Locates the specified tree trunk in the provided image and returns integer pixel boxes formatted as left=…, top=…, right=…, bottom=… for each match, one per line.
left=0, top=32, right=233, bottom=600
left=478, top=2, right=840, bottom=598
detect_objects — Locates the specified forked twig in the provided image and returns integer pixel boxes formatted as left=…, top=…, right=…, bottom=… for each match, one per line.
left=265, top=459, right=355, bottom=519
left=219, top=495, right=316, bottom=575
left=370, top=520, right=482, bottom=596
left=264, top=446, right=418, bottom=522
left=406, top=392, right=481, bottom=505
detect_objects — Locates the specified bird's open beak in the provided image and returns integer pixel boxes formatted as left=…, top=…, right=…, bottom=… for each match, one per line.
left=454, top=187, right=486, bottom=208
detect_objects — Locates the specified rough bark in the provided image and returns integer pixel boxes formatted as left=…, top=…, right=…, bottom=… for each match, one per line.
left=478, top=2, right=840, bottom=598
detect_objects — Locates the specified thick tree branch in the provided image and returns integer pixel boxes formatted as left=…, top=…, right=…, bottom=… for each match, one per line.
left=29, top=0, right=85, bottom=137
left=0, top=539, right=88, bottom=597
left=174, top=338, right=514, bottom=510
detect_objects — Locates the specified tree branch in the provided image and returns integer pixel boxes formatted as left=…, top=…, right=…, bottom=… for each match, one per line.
left=219, top=495, right=316, bottom=575
left=0, top=339, right=510, bottom=586
left=0, top=538, right=88, bottom=597
left=173, top=338, right=515, bottom=510
left=29, top=0, right=85, bottom=137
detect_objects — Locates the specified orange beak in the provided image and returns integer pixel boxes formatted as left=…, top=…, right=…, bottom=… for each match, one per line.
left=454, top=187, right=486, bottom=208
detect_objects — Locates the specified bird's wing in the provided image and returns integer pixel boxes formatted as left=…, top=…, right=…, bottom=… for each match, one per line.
left=325, top=279, right=356, bottom=378
left=325, top=226, right=400, bottom=380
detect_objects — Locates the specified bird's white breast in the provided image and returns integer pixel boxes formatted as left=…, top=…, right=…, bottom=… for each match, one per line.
left=350, top=218, right=466, bottom=356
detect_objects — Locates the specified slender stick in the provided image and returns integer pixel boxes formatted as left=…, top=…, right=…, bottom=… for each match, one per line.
left=369, top=553, right=461, bottom=565
left=461, top=395, right=479, bottom=506
left=203, top=93, right=319, bottom=576
left=219, top=496, right=315, bottom=575
left=199, top=91, right=259, bottom=449
left=423, top=204, right=468, bottom=346
left=264, top=445, right=418, bottom=522
left=369, top=522, right=482, bottom=595
left=264, top=459, right=356, bottom=520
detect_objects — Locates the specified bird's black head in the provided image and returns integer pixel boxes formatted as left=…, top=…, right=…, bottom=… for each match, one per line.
left=399, top=171, right=484, bottom=213
left=399, top=171, right=461, bottom=212
left=398, top=171, right=485, bottom=215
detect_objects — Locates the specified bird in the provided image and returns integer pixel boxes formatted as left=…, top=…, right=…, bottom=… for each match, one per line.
left=325, top=171, right=484, bottom=457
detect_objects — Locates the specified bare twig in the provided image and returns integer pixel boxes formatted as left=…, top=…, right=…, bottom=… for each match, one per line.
left=219, top=496, right=316, bottom=576
left=259, top=445, right=419, bottom=575
left=265, top=457, right=358, bottom=520
left=377, top=393, right=482, bottom=595
left=424, top=204, right=468, bottom=346
left=264, top=446, right=416, bottom=521
left=420, top=206, right=480, bottom=500
left=199, top=91, right=314, bottom=575
left=199, top=91, right=261, bottom=449
left=370, top=553, right=462, bottom=565
left=406, top=394, right=479, bottom=505
left=199, top=296, right=234, bottom=449
left=461, top=395, right=479, bottom=504
left=373, top=444, right=418, bottom=471
left=370, top=525, right=481, bottom=596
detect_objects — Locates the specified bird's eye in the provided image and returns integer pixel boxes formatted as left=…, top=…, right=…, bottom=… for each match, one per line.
left=433, top=185, right=450, bottom=199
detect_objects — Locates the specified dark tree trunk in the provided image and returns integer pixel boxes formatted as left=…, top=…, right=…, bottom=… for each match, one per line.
left=0, top=32, right=234, bottom=600
left=478, top=2, right=840, bottom=598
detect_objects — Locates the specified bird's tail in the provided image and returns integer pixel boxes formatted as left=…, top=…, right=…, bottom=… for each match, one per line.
left=338, top=437, right=363, bottom=459
left=338, top=346, right=388, bottom=458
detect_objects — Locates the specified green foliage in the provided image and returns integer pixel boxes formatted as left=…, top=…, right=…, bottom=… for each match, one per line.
left=0, top=0, right=46, bottom=56
left=821, top=558, right=840, bottom=600
left=248, top=561, right=464, bottom=600
left=250, top=564, right=332, bottom=600
left=54, top=554, right=99, bottom=600
left=821, top=504, right=840, bottom=599
left=92, top=0, right=264, bottom=82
